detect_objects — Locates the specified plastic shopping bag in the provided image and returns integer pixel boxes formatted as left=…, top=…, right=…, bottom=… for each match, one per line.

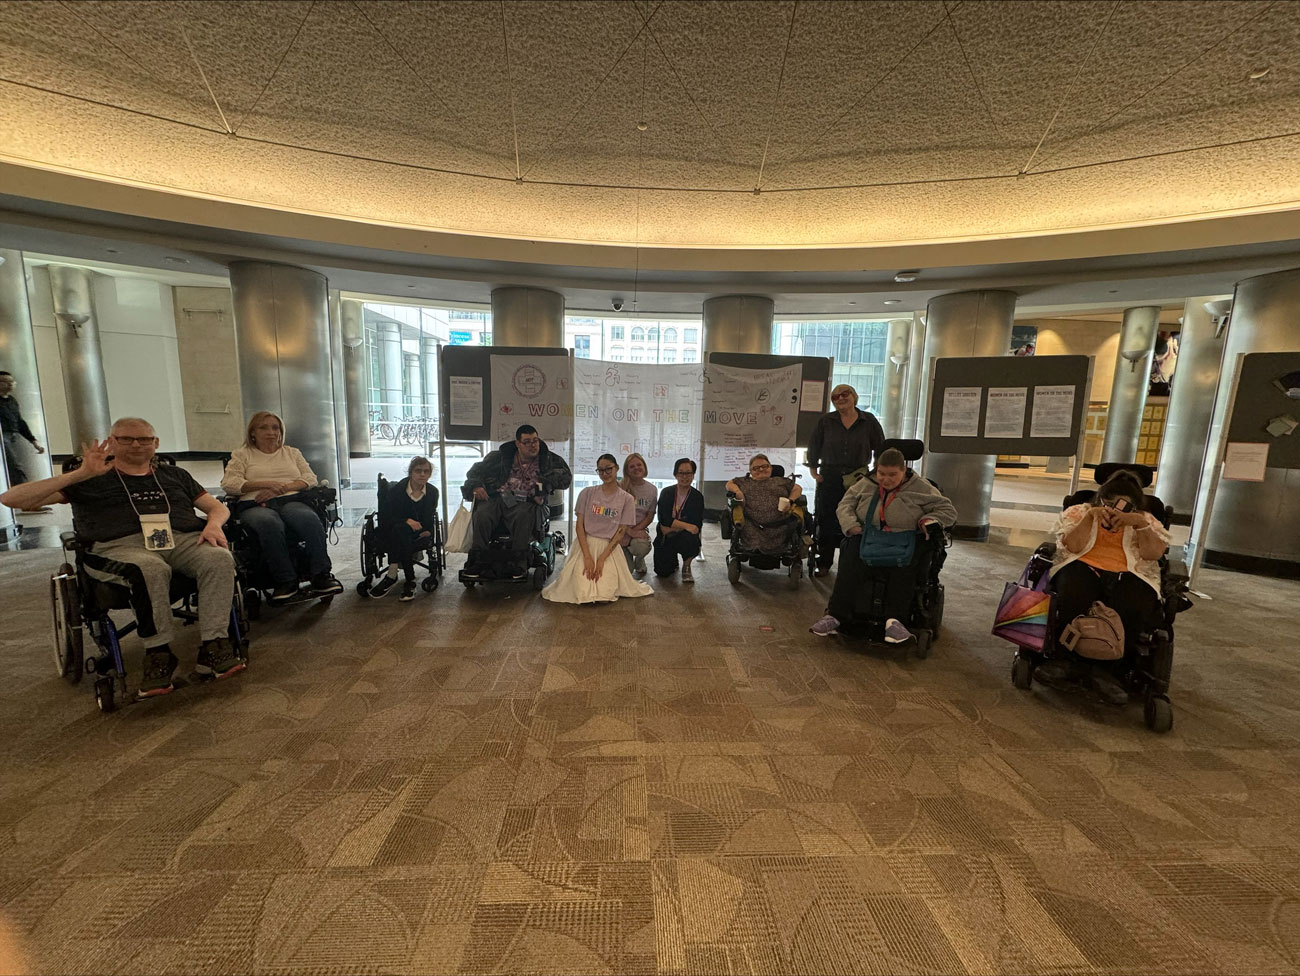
left=445, top=502, right=472, bottom=553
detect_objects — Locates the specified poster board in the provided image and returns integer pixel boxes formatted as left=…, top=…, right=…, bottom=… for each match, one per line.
left=926, top=355, right=1091, bottom=455
left=1223, top=351, right=1300, bottom=470
left=438, top=345, right=572, bottom=442
left=703, top=352, right=833, bottom=446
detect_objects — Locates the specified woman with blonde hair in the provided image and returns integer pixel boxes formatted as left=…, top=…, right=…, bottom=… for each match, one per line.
left=619, top=452, right=657, bottom=577
left=220, top=411, right=342, bottom=603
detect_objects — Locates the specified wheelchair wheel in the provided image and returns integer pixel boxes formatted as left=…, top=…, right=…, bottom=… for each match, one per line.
left=727, top=557, right=741, bottom=584
left=530, top=566, right=546, bottom=591
left=422, top=577, right=438, bottom=593
left=719, top=517, right=733, bottom=540
left=1144, top=694, right=1173, bottom=734
left=245, top=589, right=262, bottom=621
left=463, top=579, right=476, bottom=589
left=94, top=676, right=115, bottom=713
left=787, top=559, right=802, bottom=590
left=50, top=565, right=84, bottom=684
left=356, top=580, right=372, bottom=597
left=914, top=629, right=931, bottom=659
left=1011, top=653, right=1033, bottom=690
left=930, top=585, right=945, bottom=636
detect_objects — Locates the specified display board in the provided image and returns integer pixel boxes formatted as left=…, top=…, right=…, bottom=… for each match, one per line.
left=926, top=355, right=1091, bottom=455
left=703, top=352, right=832, bottom=446
left=439, top=345, right=572, bottom=443
left=1223, top=351, right=1300, bottom=470
left=573, top=360, right=702, bottom=477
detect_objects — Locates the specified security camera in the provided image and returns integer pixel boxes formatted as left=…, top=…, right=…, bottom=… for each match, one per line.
left=1203, top=299, right=1232, bottom=336
left=611, top=298, right=625, bottom=312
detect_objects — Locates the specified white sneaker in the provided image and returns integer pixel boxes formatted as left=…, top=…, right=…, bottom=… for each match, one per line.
left=633, top=554, right=647, bottom=577
left=681, top=563, right=694, bottom=583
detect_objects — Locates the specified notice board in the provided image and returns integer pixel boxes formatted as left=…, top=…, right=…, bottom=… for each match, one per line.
left=1224, top=351, right=1300, bottom=470
left=704, top=352, right=833, bottom=446
left=926, top=355, right=1091, bottom=455
left=439, top=345, right=571, bottom=442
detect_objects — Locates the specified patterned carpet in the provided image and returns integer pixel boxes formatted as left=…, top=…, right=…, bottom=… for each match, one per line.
left=2, top=529, right=1299, bottom=975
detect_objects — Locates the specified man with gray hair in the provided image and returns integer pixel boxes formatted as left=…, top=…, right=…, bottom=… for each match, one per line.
left=0, top=417, right=246, bottom=697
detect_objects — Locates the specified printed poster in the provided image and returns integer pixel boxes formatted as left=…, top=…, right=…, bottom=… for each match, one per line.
left=702, top=362, right=802, bottom=450
left=1030, top=385, right=1076, bottom=439
left=488, top=354, right=573, bottom=443
left=573, top=360, right=702, bottom=477
left=984, top=387, right=1027, bottom=438
left=449, top=376, right=483, bottom=427
left=940, top=387, right=981, bottom=437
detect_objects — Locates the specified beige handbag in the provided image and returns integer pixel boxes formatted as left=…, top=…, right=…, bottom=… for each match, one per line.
left=1060, top=602, right=1126, bottom=660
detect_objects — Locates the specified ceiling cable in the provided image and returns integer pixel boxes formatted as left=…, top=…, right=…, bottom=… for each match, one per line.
left=181, top=26, right=231, bottom=135
left=233, top=0, right=316, bottom=136
left=500, top=1, right=522, bottom=181
left=754, top=1, right=799, bottom=192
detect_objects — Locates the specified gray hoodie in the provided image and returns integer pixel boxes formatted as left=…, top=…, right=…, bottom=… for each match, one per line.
left=836, top=470, right=957, bottom=534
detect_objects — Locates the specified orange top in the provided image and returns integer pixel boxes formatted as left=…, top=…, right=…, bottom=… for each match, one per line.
left=1081, top=522, right=1128, bottom=573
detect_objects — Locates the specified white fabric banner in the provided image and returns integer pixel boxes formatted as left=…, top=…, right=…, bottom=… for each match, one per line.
left=574, top=360, right=703, bottom=477
left=488, top=354, right=573, bottom=443
left=702, top=362, right=803, bottom=450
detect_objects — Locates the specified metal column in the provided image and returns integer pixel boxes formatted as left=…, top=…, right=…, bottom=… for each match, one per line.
left=228, top=261, right=339, bottom=488
left=901, top=310, right=927, bottom=440
left=420, top=334, right=440, bottom=422
left=1155, top=296, right=1227, bottom=521
left=378, top=320, right=403, bottom=422
left=880, top=317, right=912, bottom=438
left=922, top=290, right=1017, bottom=540
left=47, top=265, right=112, bottom=447
left=0, top=249, right=51, bottom=483
left=341, top=298, right=371, bottom=456
left=702, top=295, right=775, bottom=355
left=403, top=352, right=422, bottom=417
left=1100, top=305, right=1160, bottom=463
left=490, top=287, right=565, bottom=347
left=327, top=290, right=350, bottom=486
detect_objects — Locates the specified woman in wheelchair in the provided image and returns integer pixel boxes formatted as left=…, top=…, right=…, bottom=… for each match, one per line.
left=809, top=447, right=956, bottom=641
left=221, top=411, right=342, bottom=604
left=369, top=456, right=437, bottom=600
left=725, top=455, right=805, bottom=555
left=1040, top=470, right=1169, bottom=703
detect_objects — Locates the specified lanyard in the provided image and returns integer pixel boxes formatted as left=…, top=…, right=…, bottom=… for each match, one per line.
left=877, top=486, right=901, bottom=526
left=672, top=487, right=690, bottom=520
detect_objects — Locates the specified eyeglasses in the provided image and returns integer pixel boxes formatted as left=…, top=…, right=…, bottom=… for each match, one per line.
left=596, top=465, right=618, bottom=474
left=750, top=463, right=771, bottom=472
left=112, top=435, right=155, bottom=445
left=831, top=391, right=854, bottom=400
left=518, top=438, right=540, bottom=447
left=675, top=470, right=693, bottom=477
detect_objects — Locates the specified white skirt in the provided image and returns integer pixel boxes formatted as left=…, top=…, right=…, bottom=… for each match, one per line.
left=542, top=543, right=655, bottom=604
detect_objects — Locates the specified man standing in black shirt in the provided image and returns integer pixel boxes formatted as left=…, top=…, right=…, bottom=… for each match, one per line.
left=0, top=370, right=46, bottom=486
left=0, top=417, right=246, bottom=697
left=806, top=384, right=884, bottom=575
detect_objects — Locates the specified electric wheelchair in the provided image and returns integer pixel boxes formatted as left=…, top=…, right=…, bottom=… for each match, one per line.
left=49, top=455, right=250, bottom=713
left=1007, top=462, right=1192, bottom=733
left=220, top=485, right=340, bottom=618
left=720, top=465, right=812, bottom=590
left=458, top=485, right=566, bottom=591
left=834, top=440, right=950, bottom=658
left=356, top=473, right=445, bottom=596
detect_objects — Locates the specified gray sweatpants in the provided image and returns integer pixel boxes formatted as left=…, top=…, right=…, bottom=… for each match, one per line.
left=81, top=531, right=235, bottom=646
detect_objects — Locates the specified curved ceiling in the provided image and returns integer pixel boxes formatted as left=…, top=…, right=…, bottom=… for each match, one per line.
left=2, top=0, right=1299, bottom=267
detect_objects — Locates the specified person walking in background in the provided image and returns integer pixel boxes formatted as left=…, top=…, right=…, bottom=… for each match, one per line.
left=806, top=384, right=884, bottom=576
left=0, top=370, right=47, bottom=486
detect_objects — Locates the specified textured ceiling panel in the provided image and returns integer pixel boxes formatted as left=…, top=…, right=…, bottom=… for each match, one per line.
left=0, top=0, right=1297, bottom=250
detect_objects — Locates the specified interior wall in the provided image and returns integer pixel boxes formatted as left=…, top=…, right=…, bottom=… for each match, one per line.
left=28, top=266, right=189, bottom=453
left=1025, top=317, right=1122, bottom=400
left=172, top=285, right=242, bottom=451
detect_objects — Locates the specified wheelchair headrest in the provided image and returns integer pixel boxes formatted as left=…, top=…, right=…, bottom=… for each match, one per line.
left=770, top=464, right=785, bottom=478
left=881, top=439, right=924, bottom=463
left=1063, top=489, right=1169, bottom=527
left=1094, top=462, right=1153, bottom=488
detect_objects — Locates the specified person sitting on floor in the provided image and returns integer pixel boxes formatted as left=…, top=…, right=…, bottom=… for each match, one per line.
left=654, top=457, right=704, bottom=582
left=619, top=452, right=657, bottom=578
left=370, top=455, right=438, bottom=601
left=809, top=447, right=956, bottom=642
left=0, top=417, right=245, bottom=696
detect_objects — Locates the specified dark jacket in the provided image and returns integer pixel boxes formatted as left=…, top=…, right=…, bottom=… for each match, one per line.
left=807, top=409, right=884, bottom=471
left=656, top=485, right=704, bottom=532
left=461, top=439, right=573, bottom=501
left=383, top=477, right=438, bottom=531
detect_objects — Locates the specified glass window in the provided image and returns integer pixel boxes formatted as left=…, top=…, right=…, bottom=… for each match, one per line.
left=610, top=325, right=624, bottom=340
left=647, top=326, right=659, bottom=340
left=631, top=349, right=644, bottom=362
left=684, top=328, right=698, bottom=343
left=663, top=327, right=677, bottom=343
left=684, top=349, right=698, bottom=362
left=631, top=327, right=645, bottom=341
left=772, top=320, right=889, bottom=412
left=574, top=336, right=591, bottom=358
left=662, top=348, right=676, bottom=363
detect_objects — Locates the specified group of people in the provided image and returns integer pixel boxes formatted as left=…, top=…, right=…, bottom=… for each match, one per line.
left=0, top=379, right=1171, bottom=708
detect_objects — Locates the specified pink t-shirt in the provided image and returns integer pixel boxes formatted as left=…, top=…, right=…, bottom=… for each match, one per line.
left=578, top=485, right=637, bottom=540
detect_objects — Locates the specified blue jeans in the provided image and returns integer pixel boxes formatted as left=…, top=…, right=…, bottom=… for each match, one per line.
left=236, top=500, right=330, bottom=584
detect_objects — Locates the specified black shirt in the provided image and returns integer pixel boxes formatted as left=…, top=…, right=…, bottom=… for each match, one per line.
left=807, top=409, right=884, bottom=470
left=0, top=395, right=36, bottom=443
left=62, top=465, right=209, bottom=543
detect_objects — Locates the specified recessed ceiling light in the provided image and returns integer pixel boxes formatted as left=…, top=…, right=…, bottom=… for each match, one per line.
left=1249, top=67, right=1270, bottom=81
left=1108, top=289, right=1119, bottom=294
left=105, top=248, right=120, bottom=254
left=883, top=299, right=902, bottom=305
left=636, top=121, right=648, bottom=131
left=162, top=256, right=189, bottom=265
left=893, top=270, right=919, bottom=283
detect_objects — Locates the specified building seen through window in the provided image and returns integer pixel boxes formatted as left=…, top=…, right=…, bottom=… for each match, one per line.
left=772, top=320, right=890, bottom=413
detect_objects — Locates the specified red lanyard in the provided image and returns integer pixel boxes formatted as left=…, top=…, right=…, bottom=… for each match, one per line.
left=877, top=486, right=901, bottom=525
left=672, top=487, right=689, bottom=520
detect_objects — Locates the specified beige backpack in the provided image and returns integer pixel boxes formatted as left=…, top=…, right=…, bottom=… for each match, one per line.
left=1060, top=602, right=1126, bottom=660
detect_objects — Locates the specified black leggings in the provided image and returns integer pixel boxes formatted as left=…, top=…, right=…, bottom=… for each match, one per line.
left=1052, top=561, right=1161, bottom=650
left=813, top=472, right=849, bottom=568
left=826, top=537, right=924, bottom=623
left=388, top=523, right=432, bottom=581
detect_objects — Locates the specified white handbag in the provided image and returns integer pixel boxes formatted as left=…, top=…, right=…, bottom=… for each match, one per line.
left=445, top=502, right=472, bottom=553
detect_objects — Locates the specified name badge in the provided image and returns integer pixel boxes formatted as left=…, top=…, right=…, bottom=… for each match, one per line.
left=139, top=513, right=175, bottom=551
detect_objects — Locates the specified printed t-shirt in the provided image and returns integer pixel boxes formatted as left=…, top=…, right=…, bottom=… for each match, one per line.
left=578, top=485, right=636, bottom=540
left=626, top=481, right=658, bottom=524
left=503, top=456, right=540, bottom=495
left=63, top=465, right=209, bottom=543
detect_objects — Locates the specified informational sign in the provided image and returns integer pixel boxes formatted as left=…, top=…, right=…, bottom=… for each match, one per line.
left=449, top=376, right=483, bottom=427
left=1030, top=385, right=1075, bottom=438
left=573, top=360, right=702, bottom=477
left=800, top=380, right=825, bottom=412
left=984, top=387, right=1027, bottom=438
left=448, top=330, right=473, bottom=345
left=489, top=354, right=573, bottom=443
left=702, top=362, right=802, bottom=449
left=940, top=387, right=981, bottom=437
left=1223, top=441, right=1269, bottom=481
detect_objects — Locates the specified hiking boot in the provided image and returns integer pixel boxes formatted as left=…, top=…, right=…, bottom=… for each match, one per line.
left=138, top=647, right=177, bottom=697
left=369, top=574, right=399, bottom=599
left=310, top=573, right=344, bottom=596
left=196, top=637, right=246, bottom=680
left=268, top=582, right=299, bottom=605
left=399, top=580, right=417, bottom=601
left=809, top=614, right=840, bottom=637
left=681, top=563, right=694, bottom=583
left=883, top=618, right=914, bottom=644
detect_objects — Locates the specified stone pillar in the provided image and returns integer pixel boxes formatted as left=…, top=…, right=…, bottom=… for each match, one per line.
left=228, top=261, right=339, bottom=488
left=341, top=298, right=371, bottom=456
left=901, top=310, right=927, bottom=440
left=1155, top=296, right=1227, bottom=522
left=702, top=295, right=774, bottom=355
left=880, top=317, right=912, bottom=438
left=1202, top=268, right=1300, bottom=574
left=0, top=249, right=52, bottom=483
left=377, top=320, right=403, bottom=422
left=1100, top=306, right=1160, bottom=463
left=403, top=351, right=422, bottom=417
left=421, top=334, right=440, bottom=421
left=490, top=286, right=564, bottom=347
left=922, top=290, right=1017, bottom=540
left=327, top=291, right=350, bottom=486
left=47, top=265, right=112, bottom=448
